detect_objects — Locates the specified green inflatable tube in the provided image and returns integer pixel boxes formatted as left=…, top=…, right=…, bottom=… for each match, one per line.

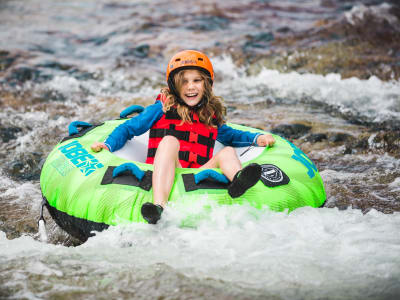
left=40, top=116, right=326, bottom=241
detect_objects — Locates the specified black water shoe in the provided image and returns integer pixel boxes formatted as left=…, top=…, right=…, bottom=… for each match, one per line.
left=228, top=163, right=262, bottom=198
left=141, top=202, right=164, bottom=224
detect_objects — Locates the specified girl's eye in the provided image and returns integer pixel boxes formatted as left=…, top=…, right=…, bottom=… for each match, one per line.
left=194, top=78, right=202, bottom=82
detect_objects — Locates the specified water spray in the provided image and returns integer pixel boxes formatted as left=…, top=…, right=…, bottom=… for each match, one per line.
left=37, top=199, right=48, bottom=243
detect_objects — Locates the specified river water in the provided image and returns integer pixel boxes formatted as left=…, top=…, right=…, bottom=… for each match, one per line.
left=1, top=0, right=399, bottom=299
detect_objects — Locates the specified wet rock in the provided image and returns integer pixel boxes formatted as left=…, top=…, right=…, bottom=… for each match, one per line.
left=0, top=50, right=16, bottom=71
left=276, top=26, right=291, bottom=33
left=78, top=36, right=109, bottom=46
left=0, top=126, right=22, bottom=143
left=35, top=61, right=95, bottom=80
left=271, top=123, right=311, bottom=139
left=69, top=68, right=95, bottom=80
left=186, top=16, right=230, bottom=31
left=344, top=133, right=370, bottom=154
left=29, top=44, right=55, bottom=54
left=36, top=61, right=73, bottom=71
left=328, top=132, right=353, bottom=143
left=305, top=133, right=327, bottom=143
left=137, top=22, right=160, bottom=33
left=33, top=89, right=67, bottom=103
left=5, top=66, right=52, bottom=85
left=123, top=44, right=150, bottom=58
left=243, top=32, right=274, bottom=50
left=7, top=152, right=43, bottom=181
left=371, top=131, right=400, bottom=154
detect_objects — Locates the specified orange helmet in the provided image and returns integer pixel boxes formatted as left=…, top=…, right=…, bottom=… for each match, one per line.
left=166, top=50, right=214, bottom=87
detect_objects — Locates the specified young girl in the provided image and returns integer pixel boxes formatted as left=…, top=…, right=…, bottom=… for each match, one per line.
left=91, top=50, right=275, bottom=224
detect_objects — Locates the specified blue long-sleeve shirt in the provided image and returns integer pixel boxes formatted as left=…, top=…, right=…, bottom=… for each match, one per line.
left=105, top=101, right=260, bottom=152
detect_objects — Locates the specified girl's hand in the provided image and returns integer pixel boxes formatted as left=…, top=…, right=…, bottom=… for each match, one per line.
left=256, top=134, right=275, bottom=147
left=91, top=142, right=109, bottom=152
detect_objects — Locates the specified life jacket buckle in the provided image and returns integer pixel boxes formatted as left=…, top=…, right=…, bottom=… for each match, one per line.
left=189, top=131, right=198, bottom=143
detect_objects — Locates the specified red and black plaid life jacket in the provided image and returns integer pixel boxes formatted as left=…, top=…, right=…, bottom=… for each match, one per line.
left=146, top=94, right=218, bottom=168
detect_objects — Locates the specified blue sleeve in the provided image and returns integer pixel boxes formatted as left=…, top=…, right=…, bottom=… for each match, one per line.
left=105, top=101, right=163, bottom=152
left=217, top=124, right=261, bottom=147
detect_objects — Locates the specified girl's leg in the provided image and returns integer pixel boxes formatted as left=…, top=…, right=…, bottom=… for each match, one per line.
left=152, top=135, right=181, bottom=207
left=141, top=135, right=181, bottom=224
left=201, top=146, right=241, bottom=181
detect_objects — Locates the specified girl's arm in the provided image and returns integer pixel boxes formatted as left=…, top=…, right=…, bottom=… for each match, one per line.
left=93, top=101, right=164, bottom=152
left=217, top=124, right=275, bottom=147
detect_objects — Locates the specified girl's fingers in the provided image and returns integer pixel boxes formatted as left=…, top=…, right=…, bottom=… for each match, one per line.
left=91, top=142, right=102, bottom=152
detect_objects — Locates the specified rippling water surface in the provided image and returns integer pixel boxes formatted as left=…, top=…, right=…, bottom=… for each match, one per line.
left=1, top=0, right=399, bottom=299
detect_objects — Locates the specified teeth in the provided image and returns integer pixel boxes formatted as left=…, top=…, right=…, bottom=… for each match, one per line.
left=187, top=93, right=197, bottom=97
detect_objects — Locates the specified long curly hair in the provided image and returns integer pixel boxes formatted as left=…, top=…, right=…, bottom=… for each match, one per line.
left=161, top=70, right=226, bottom=128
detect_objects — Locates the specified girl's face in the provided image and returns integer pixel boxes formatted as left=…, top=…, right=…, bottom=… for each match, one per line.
left=178, top=69, right=205, bottom=107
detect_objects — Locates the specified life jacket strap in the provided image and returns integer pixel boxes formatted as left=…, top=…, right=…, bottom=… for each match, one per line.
left=149, top=124, right=214, bottom=147
left=146, top=148, right=209, bottom=166
left=179, top=151, right=209, bottom=166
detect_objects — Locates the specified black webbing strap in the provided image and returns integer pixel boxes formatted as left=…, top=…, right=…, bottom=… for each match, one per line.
left=182, top=173, right=229, bottom=192
left=60, top=123, right=103, bottom=143
left=100, top=166, right=153, bottom=191
left=206, top=132, right=214, bottom=159
left=164, top=109, right=182, bottom=120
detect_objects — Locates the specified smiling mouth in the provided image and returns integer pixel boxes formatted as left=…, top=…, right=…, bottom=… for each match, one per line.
left=185, top=93, right=198, bottom=98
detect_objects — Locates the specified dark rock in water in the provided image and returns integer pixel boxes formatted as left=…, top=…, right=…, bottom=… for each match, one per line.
left=78, top=36, right=109, bottom=46
left=36, top=61, right=73, bottom=71
left=186, top=16, right=230, bottom=31
left=35, top=61, right=95, bottom=80
left=33, top=89, right=67, bottom=103
left=305, top=133, right=327, bottom=143
left=271, top=123, right=311, bottom=139
left=276, top=26, right=291, bottom=33
left=7, top=152, right=43, bottom=181
left=7, top=67, right=40, bottom=82
left=328, top=132, right=353, bottom=143
left=0, top=126, right=22, bottom=143
left=372, top=131, right=400, bottom=154
left=123, top=44, right=150, bottom=58
left=344, top=133, right=370, bottom=154
left=29, top=44, right=55, bottom=54
left=6, top=67, right=52, bottom=85
left=243, top=32, right=274, bottom=50
left=68, top=68, right=95, bottom=80
left=0, top=51, right=16, bottom=71
left=137, top=22, right=160, bottom=32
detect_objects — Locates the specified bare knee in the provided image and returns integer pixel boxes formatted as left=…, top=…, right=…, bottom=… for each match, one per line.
left=218, top=146, right=236, bottom=157
left=213, top=146, right=237, bottom=163
left=159, top=135, right=180, bottom=150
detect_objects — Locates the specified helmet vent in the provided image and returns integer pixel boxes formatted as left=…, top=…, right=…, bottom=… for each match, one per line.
left=198, top=58, right=203, bottom=61
left=175, top=58, right=181, bottom=62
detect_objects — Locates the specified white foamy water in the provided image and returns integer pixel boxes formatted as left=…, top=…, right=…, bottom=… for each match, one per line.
left=1, top=201, right=400, bottom=299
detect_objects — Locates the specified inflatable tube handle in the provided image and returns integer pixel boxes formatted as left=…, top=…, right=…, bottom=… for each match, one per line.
left=68, top=121, right=93, bottom=136
left=113, top=162, right=145, bottom=181
left=194, top=169, right=229, bottom=185
left=120, top=105, right=145, bottom=118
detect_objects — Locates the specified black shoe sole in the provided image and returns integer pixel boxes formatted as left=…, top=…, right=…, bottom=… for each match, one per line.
left=228, top=163, right=261, bottom=198
left=141, top=202, right=163, bottom=224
